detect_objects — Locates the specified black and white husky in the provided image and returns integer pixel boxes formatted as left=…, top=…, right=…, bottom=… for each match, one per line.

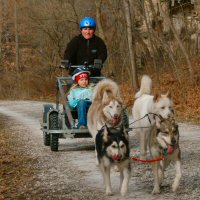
left=95, top=125, right=131, bottom=196
left=88, top=78, right=124, bottom=165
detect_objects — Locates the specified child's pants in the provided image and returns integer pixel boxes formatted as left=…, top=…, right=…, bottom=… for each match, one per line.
left=77, top=99, right=91, bottom=128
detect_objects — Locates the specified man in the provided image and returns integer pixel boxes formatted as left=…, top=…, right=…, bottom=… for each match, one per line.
left=63, top=17, right=107, bottom=76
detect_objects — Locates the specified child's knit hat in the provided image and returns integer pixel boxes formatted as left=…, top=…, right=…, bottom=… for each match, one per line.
left=72, top=67, right=91, bottom=81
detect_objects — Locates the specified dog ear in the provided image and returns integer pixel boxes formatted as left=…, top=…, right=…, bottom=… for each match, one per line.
left=174, top=123, right=179, bottom=130
left=166, top=90, right=171, bottom=98
left=120, top=124, right=129, bottom=140
left=119, top=124, right=125, bottom=135
left=153, top=93, right=160, bottom=102
left=170, top=116, right=175, bottom=124
left=115, top=91, right=122, bottom=102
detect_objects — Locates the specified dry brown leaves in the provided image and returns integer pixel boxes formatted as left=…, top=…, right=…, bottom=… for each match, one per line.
left=120, top=59, right=200, bottom=124
left=0, top=127, right=36, bottom=199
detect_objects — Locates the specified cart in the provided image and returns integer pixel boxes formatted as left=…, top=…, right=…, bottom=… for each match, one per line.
left=41, top=61, right=129, bottom=151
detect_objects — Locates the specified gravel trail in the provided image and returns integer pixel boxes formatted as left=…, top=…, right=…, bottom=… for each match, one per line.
left=0, top=100, right=200, bottom=200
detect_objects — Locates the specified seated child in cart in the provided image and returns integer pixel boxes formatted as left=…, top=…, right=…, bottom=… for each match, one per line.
left=67, top=67, right=93, bottom=129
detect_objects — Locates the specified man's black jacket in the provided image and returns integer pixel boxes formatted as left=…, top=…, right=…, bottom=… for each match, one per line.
left=64, top=34, right=107, bottom=69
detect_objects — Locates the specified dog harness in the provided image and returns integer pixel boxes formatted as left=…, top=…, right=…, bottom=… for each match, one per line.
left=131, top=142, right=178, bottom=163
left=131, top=155, right=164, bottom=163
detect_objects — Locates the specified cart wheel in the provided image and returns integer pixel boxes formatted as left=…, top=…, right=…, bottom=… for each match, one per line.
left=43, top=132, right=50, bottom=146
left=49, top=112, right=59, bottom=151
left=43, top=112, right=50, bottom=146
left=42, top=104, right=53, bottom=146
left=50, top=134, right=59, bottom=151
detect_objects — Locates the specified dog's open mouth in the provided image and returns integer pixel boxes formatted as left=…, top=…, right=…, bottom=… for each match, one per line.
left=165, top=143, right=177, bottom=154
left=167, top=144, right=174, bottom=154
left=162, top=138, right=177, bottom=154
left=111, top=116, right=120, bottom=125
left=112, top=154, right=121, bottom=162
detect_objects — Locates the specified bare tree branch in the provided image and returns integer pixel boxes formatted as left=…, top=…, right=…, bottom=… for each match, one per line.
left=158, top=0, right=194, bottom=82
left=123, top=0, right=138, bottom=89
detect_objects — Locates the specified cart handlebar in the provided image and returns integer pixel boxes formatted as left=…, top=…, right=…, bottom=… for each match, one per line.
left=60, top=59, right=102, bottom=70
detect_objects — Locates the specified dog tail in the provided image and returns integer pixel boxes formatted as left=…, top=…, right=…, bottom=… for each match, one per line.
left=135, top=75, right=152, bottom=99
left=92, top=78, right=122, bottom=102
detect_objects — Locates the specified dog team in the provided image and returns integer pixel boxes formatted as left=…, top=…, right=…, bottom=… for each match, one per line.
left=86, top=75, right=182, bottom=196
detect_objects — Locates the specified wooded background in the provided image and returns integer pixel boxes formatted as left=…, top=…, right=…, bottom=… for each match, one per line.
left=0, top=0, right=200, bottom=122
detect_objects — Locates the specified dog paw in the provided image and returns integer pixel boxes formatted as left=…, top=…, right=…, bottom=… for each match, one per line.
left=121, top=189, right=127, bottom=196
left=152, top=188, right=160, bottom=194
left=95, top=158, right=99, bottom=166
left=106, top=190, right=113, bottom=196
left=113, top=165, right=120, bottom=172
left=172, top=184, right=178, bottom=192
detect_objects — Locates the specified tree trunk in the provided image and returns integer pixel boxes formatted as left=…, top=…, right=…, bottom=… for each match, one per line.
left=123, top=0, right=138, bottom=90
left=0, top=0, right=2, bottom=62
left=95, top=0, right=115, bottom=77
left=141, top=0, right=159, bottom=83
left=14, top=0, right=20, bottom=73
left=158, top=0, right=194, bottom=82
left=95, top=0, right=105, bottom=41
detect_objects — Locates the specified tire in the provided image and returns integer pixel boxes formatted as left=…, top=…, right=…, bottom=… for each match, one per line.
left=49, top=112, right=59, bottom=151
left=43, top=112, right=50, bottom=146
left=42, top=104, right=53, bottom=146
left=43, top=132, right=50, bottom=146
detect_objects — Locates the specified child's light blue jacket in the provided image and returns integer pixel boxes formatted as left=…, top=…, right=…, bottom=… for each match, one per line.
left=67, top=86, right=93, bottom=109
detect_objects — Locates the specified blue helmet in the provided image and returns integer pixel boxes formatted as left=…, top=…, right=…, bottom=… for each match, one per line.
left=72, top=66, right=91, bottom=80
left=79, top=17, right=96, bottom=29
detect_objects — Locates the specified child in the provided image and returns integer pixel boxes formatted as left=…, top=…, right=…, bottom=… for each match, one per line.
left=67, top=67, right=93, bottom=129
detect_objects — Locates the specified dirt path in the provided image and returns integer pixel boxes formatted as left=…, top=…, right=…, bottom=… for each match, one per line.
left=0, top=100, right=200, bottom=200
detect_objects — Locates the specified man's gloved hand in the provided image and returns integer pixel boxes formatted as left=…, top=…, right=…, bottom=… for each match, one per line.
left=94, top=59, right=102, bottom=69
left=60, top=60, right=69, bottom=69
left=84, top=61, right=89, bottom=66
left=60, top=64, right=66, bottom=69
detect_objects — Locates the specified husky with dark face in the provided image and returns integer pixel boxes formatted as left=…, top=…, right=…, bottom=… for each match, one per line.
left=149, top=116, right=181, bottom=194
left=87, top=78, right=124, bottom=165
left=95, top=125, right=130, bottom=196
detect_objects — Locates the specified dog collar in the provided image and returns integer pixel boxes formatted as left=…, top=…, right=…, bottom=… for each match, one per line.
left=162, top=148, right=168, bottom=155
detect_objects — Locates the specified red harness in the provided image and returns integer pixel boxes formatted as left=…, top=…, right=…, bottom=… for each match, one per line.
left=131, top=155, right=164, bottom=163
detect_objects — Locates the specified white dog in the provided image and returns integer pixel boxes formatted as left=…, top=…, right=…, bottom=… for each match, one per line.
left=88, top=78, right=123, bottom=139
left=132, top=75, right=174, bottom=159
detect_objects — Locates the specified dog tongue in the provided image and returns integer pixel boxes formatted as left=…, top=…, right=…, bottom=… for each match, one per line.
left=167, top=145, right=174, bottom=154
left=112, top=117, right=118, bottom=125
left=112, top=154, right=120, bottom=161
